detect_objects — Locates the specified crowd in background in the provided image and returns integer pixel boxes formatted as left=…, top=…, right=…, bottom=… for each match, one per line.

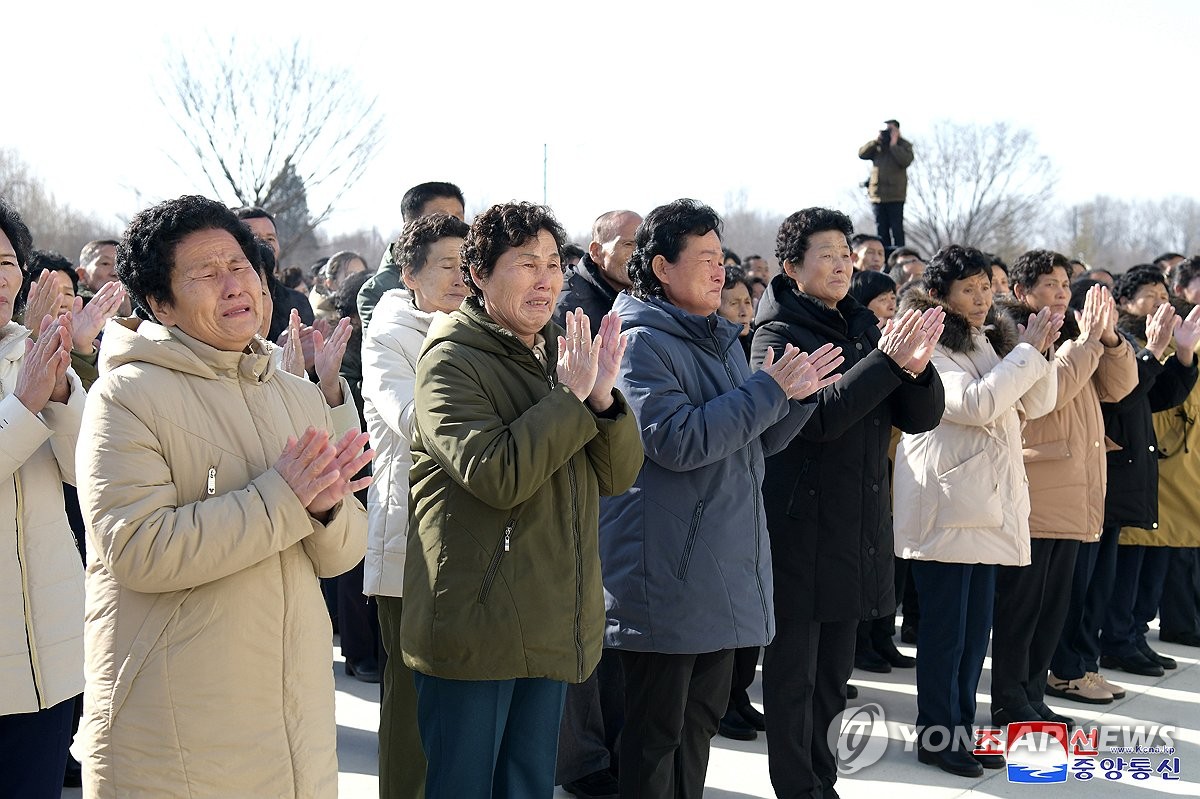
left=2, top=174, right=1200, bottom=799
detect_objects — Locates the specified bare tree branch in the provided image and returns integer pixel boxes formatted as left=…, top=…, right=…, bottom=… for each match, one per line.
left=157, top=38, right=384, bottom=262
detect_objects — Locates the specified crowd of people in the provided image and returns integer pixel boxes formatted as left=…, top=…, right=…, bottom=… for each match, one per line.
left=1, top=175, right=1199, bottom=799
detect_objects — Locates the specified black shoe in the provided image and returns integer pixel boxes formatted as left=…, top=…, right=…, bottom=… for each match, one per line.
left=974, top=752, right=1006, bottom=769
left=562, top=768, right=620, bottom=799
left=1100, top=652, right=1165, bottom=677
left=917, top=743, right=984, bottom=778
left=1160, top=630, right=1200, bottom=647
left=1138, top=641, right=1177, bottom=670
left=992, top=704, right=1042, bottom=726
left=1031, top=701, right=1075, bottom=728
left=845, top=683, right=859, bottom=700
left=737, top=703, right=766, bottom=731
left=718, top=708, right=758, bottom=741
left=900, top=625, right=918, bottom=645
left=344, top=658, right=381, bottom=683
left=874, top=638, right=916, bottom=668
left=854, top=650, right=892, bottom=673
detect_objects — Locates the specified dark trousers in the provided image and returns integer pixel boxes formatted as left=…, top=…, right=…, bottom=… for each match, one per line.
left=727, top=646, right=761, bottom=714
left=617, top=649, right=733, bottom=799
left=762, top=618, right=857, bottom=799
left=872, top=201, right=905, bottom=249
left=991, top=537, right=1080, bottom=713
left=338, top=558, right=380, bottom=664
left=413, top=672, right=566, bottom=799
left=378, top=596, right=425, bottom=799
left=556, top=648, right=624, bottom=785
left=0, top=696, right=75, bottom=798
left=1103, top=544, right=1170, bottom=656
left=910, top=561, right=995, bottom=737
left=1160, top=547, right=1200, bottom=637
left=1051, top=523, right=1121, bottom=679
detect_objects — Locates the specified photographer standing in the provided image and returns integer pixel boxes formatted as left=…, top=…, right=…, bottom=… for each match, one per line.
left=859, top=119, right=914, bottom=250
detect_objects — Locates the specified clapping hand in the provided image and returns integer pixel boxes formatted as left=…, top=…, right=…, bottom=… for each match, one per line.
left=1144, top=302, right=1177, bottom=360
left=586, top=311, right=627, bottom=413
left=15, top=314, right=72, bottom=414
left=557, top=309, right=600, bottom=404
left=761, top=342, right=844, bottom=400
left=1075, top=284, right=1114, bottom=345
left=278, top=309, right=306, bottom=378
left=22, top=270, right=68, bottom=336
left=1017, top=307, right=1065, bottom=354
left=314, top=318, right=353, bottom=407
left=274, top=427, right=374, bottom=520
left=904, top=306, right=945, bottom=374
left=1173, top=305, right=1200, bottom=367
left=71, top=280, right=127, bottom=354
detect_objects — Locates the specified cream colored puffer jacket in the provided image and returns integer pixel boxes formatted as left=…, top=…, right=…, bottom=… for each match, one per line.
left=0, top=322, right=85, bottom=716
left=75, top=320, right=366, bottom=799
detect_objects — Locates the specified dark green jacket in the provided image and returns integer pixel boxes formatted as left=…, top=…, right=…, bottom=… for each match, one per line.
left=858, top=137, right=915, bottom=203
left=400, top=297, right=643, bottom=683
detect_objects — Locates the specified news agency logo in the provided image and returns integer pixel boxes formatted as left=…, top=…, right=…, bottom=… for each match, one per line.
left=828, top=703, right=888, bottom=774
left=975, top=724, right=1103, bottom=784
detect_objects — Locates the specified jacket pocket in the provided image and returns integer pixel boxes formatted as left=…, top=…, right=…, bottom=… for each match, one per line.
left=1022, top=437, right=1070, bottom=463
left=676, top=501, right=705, bottom=581
left=477, top=518, right=515, bottom=605
left=933, top=451, right=1003, bottom=529
left=785, top=460, right=814, bottom=519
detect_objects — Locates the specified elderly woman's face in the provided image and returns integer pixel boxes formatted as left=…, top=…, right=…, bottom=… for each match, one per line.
left=471, top=229, right=563, bottom=346
left=148, top=228, right=263, bottom=351
left=785, top=230, right=852, bottom=308
left=0, top=229, right=21, bottom=328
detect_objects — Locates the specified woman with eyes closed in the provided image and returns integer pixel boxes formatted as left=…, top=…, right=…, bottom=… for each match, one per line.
left=75, top=195, right=370, bottom=798
left=750, top=207, right=945, bottom=799
left=892, top=245, right=1059, bottom=778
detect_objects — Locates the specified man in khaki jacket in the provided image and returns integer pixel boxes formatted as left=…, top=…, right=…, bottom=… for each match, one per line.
left=989, top=251, right=1137, bottom=728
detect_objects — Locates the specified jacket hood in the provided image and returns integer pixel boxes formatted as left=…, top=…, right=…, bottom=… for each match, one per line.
left=613, top=292, right=741, bottom=352
left=899, top=288, right=1019, bottom=357
left=98, top=318, right=276, bottom=383
left=754, top=273, right=878, bottom=342
left=421, top=295, right=561, bottom=363
left=993, top=295, right=1081, bottom=346
left=370, top=288, right=439, bottom=338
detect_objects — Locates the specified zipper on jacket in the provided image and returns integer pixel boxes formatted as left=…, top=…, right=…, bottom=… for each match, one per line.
left=478, top=519, right=516, bottom=604
left=567, top=461, right=585, bottom=682
left=711, top=326, right=771, bottom=638
left=207, top=467, right=216, bottom=495
left=13, top=471, right=46, bottom=707
left=676, top=501, right=705, bottom=580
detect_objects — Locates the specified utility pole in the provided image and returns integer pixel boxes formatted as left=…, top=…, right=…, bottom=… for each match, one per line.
left=543, top=144, right=548, bottom=205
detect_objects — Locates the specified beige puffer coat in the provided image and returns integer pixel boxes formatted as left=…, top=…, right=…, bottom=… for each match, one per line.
left=894, top=294, right=1056, bottom=566
left=76, top=320, right=367, bottom=798
left=0, top=322, right=86, bottom=716
left=995, top=299, right=1138, bottom=541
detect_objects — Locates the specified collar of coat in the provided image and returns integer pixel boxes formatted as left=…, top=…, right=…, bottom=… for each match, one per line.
left=899, top=288, right=1019, bottom=357
left=420, top=295, right=561, bottom=369
left=99, top=317, right=275, bottom=383
left=570, top=254, right=620, bottom=304
left=753, top=273, right=878, bottom=342
left=992, top=295, right=1081, bottom=347
left=612, top=292, right=742, bottom=353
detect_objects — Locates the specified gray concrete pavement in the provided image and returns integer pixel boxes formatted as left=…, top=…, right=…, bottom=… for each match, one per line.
left=63, top=625, right=1200, bottom=797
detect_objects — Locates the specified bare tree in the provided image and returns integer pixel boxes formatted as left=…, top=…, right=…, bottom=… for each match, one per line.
left=161, top=39, right=383, bottom=261
left=1056, top=195, right=1200, bottom=271
left=720, top=191, right=785, bottom=276
left=906, top=121, right=1057, bottom=258
left=0, top=148, right=115, bottom=261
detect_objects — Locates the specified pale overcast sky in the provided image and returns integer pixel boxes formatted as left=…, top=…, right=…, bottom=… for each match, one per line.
left=6, top=0, right=1197, bottom=240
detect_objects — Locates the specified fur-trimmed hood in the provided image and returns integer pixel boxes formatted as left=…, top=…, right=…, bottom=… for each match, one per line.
left=898, top=289, right=1019, bottom=357
left=992, top=295, right=1081, bottom=347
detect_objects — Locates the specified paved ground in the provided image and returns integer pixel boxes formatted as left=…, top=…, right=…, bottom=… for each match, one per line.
left=65, top=623, right=1200, bottom=797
